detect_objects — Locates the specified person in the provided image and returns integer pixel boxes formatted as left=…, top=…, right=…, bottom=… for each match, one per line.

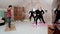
left=29, top=9, right=35, bottom=21
left=35, top=9, right=45, bottom=25
left=6, top=5, right=12, bottom=28
left=54, top=4, right=60, bottom=24
left=48, top=24, right=60, bottom=34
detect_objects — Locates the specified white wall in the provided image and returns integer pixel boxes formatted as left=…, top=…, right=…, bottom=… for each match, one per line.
left=0, top=0, right=54, bottom=24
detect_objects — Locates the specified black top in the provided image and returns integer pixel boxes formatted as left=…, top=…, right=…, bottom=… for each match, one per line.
left=29, top=11, right=34, bottom=16
left=35, top=9, right=44, bottom=16
left=55, top=9, right=60, bottom=16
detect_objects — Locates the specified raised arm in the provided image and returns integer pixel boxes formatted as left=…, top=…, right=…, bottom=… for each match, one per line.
left=54, top=9, right=57, bottom=14
left=29, top=11, right=31, bottom=14
left=41, top=10, right=45, bottom=14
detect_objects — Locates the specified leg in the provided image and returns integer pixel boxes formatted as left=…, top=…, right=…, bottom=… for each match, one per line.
left=7, top=18, right=10, bottom=28
left=35, top=16, right=39, bottom=25
left=33, top=15, right=35, bottom=22
left=39, top=17, right=41, bottom=22
left=7, top=17, right=11, bottom=28
left=29, top=15, right=32, bottom=21
left=41, top=16, right=45, bottom=24
left=54, top=17, right=59, bottom=24
left=9, top=17, right=11, bottom=28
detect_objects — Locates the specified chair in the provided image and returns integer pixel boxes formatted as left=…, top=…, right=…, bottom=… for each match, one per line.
left=0, top=17, right=5, bottom=26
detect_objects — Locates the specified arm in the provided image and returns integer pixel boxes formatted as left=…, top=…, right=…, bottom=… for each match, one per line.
left=29, top=11, right=31, bottom=14
left=54, top=9, right=57, bottom=14
left=41, top=10, right=44, bottom=14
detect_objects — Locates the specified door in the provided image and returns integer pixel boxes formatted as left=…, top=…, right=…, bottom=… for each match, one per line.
left=14, top=6, right=25, bottom=21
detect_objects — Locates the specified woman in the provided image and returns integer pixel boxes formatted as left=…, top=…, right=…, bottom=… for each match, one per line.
left=35, top=9, right=45, bottom=25
left=6, top=5, right=12, bottom=28
left=54, top=4, right=60, bottom=24
left=29, top=9, right=35, bottom=21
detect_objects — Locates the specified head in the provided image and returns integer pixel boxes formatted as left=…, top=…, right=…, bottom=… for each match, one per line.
left=33, top=8, right=36, bottom=11
left=8, top=5, right=12, bottom=9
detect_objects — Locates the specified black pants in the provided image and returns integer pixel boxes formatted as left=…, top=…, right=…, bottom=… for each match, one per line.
left=35, top=16, right=45, bottom=25
left=7, top=17, right=11, bottom=28
left=54, top=16, right=60, bottom=24
left=29, top=15, right=35, bottom=21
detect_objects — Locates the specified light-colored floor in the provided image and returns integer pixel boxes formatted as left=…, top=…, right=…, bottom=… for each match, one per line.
left=0, top=20, right=48, bottom=34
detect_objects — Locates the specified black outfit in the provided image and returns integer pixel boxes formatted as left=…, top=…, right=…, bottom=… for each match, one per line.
left=35, top=9, right=45, bottom=25
left=54, top=9, right=60, bottom=24
left=29, top=11, right=35, bottom=21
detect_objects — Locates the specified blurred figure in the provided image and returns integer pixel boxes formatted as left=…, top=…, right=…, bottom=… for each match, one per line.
left=6, top=5, right=12, bottom=28
left=54, top=4, right=60, bottom=24
left=35, top=9, right=45, bottom=25
left=29, top=9, right=35, bottom=21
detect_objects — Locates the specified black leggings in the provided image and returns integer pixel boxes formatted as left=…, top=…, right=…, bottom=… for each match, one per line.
left=35, top=16, right=45, bottom=25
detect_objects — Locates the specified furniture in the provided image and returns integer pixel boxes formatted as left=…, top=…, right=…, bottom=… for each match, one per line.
left=14, top=6, right=25, bottom=21
left=48, top=24, right=60, bottom=34
left=0, top=10, right=6, bottom=26
left=48, top=25, right=54, bottom=34
left=0, top=17, right=5, bottom=26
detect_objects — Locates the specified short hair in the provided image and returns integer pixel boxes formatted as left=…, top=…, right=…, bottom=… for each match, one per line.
left=8, top=5, right=12, bottom=8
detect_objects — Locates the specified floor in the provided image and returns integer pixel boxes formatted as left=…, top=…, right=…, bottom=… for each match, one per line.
left=0, top=19, right=48, bottom=34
